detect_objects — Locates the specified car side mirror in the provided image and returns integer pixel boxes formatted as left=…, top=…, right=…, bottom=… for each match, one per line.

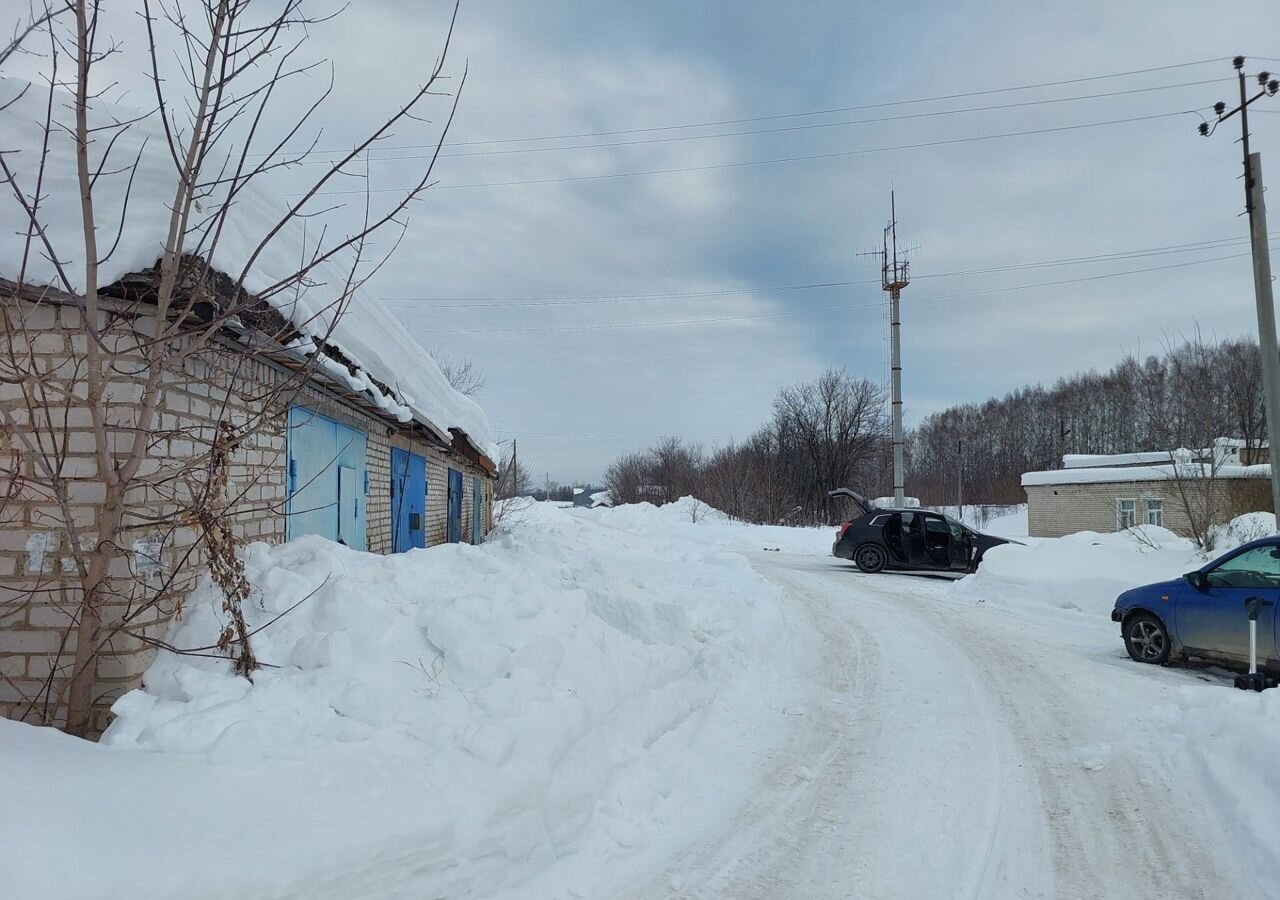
left=1184, top=571, right=1207, bottom=591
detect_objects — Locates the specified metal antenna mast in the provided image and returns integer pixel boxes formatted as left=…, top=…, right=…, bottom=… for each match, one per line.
left=863, top=192, right=911, bottom=506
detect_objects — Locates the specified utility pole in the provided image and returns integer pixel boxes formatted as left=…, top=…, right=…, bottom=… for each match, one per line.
left=957, top=438, right=964, bottom=523
left=862, top=192, right=912, bottom=506
left=1201, top=57, right=1280, bottom=526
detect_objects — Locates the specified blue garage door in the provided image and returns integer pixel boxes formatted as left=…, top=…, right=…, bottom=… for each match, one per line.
left=286, top=406, right=368, bottom=550
left=447, top=468, right=463, bottom=543
left=472, top=476, right=484, bottom=544
left=390, top=448, right=427, bottom=553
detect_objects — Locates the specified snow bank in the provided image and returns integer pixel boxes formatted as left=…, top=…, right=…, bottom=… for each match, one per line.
left=581, top=497, right=833, bottom=556
left=1, top=502, right=810, bottom=900
left=949, top=526, right=1203, bottom=615
left=1178, top=688, right=1280, bottom=896
left=1207, top=511, right=1276, bottom=553
left=0, top=77, right=495, bottom=460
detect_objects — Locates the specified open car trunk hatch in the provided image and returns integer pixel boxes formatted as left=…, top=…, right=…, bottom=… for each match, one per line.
left=828, top=488, right=875, bottom=516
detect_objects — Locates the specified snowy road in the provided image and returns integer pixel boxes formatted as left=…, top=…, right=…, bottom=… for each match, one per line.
left=625, top=552, right=1244, bottom=900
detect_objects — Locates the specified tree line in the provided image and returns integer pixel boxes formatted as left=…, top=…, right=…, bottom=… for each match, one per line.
left=605, top=370, right=891, bottom=525
left=601, top=334, right=1262, bottom=523
left=908, top=333, right=1262, bottom=506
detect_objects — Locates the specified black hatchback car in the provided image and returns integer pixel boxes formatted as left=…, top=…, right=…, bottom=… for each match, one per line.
left=828, top=488, right=1015, bottom=574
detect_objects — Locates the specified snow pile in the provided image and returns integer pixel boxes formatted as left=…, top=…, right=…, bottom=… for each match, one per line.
left=950, top=526, right=1203, bottom=615
left=582, top=497, right=833, bottom=556
left=1207, top=512, right=1276, bottom=553
left=0, top=77, right=496, bottom=460
left=1, top=502, right=810, bottom=900
left=1178, top=688, right=1280, bottom=895
left=873, top=495, right=920, bottom=508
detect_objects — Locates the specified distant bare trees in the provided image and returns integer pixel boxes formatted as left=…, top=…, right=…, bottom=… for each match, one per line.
left=908, top=334, right=1265, bottom=506
left=603, top=335, right=1268, bottom=526
left=604, top=370, right=888, bottom=525
left=773, top=370, right=887, bottom=522
left=604, top=437, right=703, bottom=507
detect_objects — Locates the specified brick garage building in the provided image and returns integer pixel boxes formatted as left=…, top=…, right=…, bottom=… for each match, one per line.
left=0, top=81, right=497, bottom=733
left=1023, top=442, right=1271, bottom=539
left=1, top=284, right=497, bottom=732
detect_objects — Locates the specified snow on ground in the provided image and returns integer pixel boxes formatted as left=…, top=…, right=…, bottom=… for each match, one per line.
left=942, top=509, right=1280, bottom=895
left=579, top=496, right=833, bottom=556
left=0, top=501, right=816, bottom=900
left=6, top=501, right=1279, bottom=898
left=1178, top=687, right=1280, bottom=898
left=949, top=525, right=1204, bottom=615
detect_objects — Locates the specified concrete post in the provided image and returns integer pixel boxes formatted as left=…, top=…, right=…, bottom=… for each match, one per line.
left=1246, top=152, right=1280, bottom=528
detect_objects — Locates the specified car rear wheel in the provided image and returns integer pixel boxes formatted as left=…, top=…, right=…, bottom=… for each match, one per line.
left=854, top=543, right=887, bottom=574
left=1124, top=613, right=1170, bottom=665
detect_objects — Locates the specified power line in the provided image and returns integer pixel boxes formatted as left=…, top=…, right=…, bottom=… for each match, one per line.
left=301, top=110, right=1201, bottom=196
left=385, top=233, right=1270, bottom=309
left=271, top=56, right=1228, bottom=159
left=403, top=248, right=1273, bottom=334
left=293, top=78, right=1228, bottom=166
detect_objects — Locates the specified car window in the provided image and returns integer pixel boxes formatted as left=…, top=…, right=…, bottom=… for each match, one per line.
left=1206, top=546, right=1280, bottom=589
left=869, top=514, right=888, bottom=526
left=923, top=516, right=949, bottom=534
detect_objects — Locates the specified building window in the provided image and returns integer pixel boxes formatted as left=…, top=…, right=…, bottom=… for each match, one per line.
left=1144, top=499, right=1163, bottom=527
left=1116, top=498, right=1137, bottom=530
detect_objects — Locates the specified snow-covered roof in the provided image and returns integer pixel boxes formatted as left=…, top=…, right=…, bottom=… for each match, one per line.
left=1062, top=452, right=1175, bottom=469
left=1023, top=463, right=1270, bottom=487
left=0, top=77, right=496, bottom=463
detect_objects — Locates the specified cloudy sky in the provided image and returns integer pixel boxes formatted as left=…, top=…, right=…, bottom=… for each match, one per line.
left=11, top=1, right=1280, bottom=483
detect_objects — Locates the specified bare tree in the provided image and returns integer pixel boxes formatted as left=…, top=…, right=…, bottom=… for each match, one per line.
left=603, top=450, right=647, bottom=507
left=430, top=348, right=486, bottom=398
left=601, top=371, right=886, bottom=526
left=0, top=0, right=466, bottom=735
left=772, top=369, right=888, bottom=523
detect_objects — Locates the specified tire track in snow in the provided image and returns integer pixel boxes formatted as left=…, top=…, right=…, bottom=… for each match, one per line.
left=848, top=568, right=1240, bottom=899
left=621, top=561, right=873, bottom=899
left=623, top=554, right=1045, bottom=899
left=929, top=599, right=1235, bottom=899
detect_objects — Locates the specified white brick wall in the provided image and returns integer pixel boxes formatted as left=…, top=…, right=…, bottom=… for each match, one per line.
left=1026, top=478, right=1271, bottom=538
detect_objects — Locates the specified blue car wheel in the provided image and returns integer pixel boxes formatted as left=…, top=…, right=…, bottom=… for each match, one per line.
left=1124, top=613, right=1171, bottom=665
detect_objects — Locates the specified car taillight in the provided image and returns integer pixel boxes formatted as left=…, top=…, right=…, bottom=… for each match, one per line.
left=837, top=522, right=851, bottom=539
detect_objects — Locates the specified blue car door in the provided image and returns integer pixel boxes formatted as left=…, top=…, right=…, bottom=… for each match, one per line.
left=1175, top=544, right=1280, bottom=662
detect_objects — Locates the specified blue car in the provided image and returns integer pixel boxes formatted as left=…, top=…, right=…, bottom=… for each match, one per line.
left=1112, top=536, right=1280, bottom=671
